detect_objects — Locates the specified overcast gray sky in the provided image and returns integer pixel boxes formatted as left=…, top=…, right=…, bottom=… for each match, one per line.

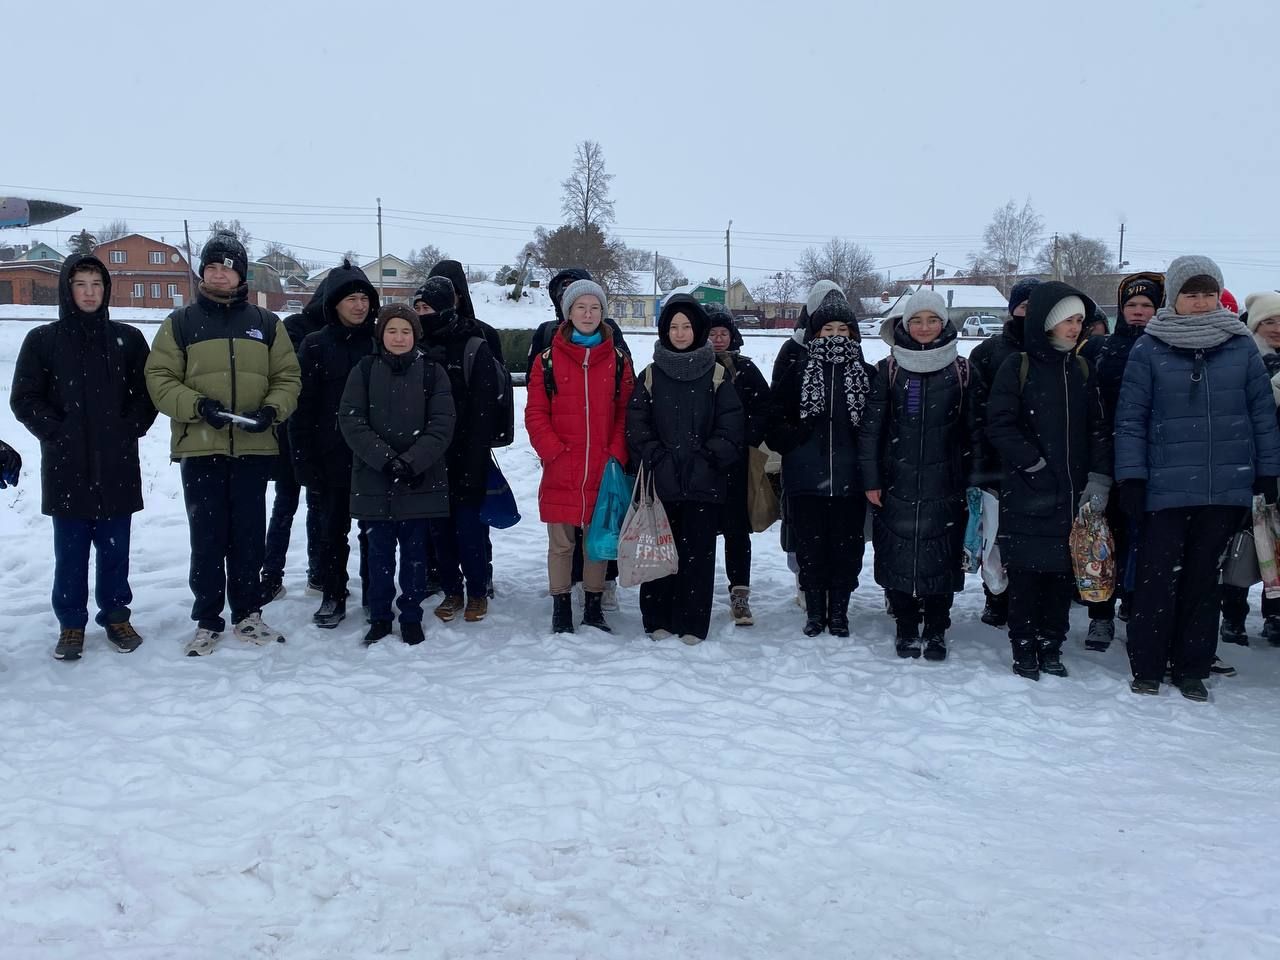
left=5, top=0, right=1278, bottom=298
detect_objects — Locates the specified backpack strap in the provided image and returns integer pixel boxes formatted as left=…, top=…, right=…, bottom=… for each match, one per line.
left=541, top=346, right=556, bottom=399
left=886, top=356, right=898, bottom=390
left=643, top=362, right=723, bottom=395
left=613, top=346, right=626, bottom=399
left=462, top=336, right=484, bottom=386
left=1018, top=353, right=1030, bottom=391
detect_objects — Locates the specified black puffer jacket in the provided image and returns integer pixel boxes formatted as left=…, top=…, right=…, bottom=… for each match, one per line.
left=767, top=344, right=876, bottom=499
left=985, top=282, right=1112, bottom=573
left=968, top=316, right=1024, bottom=486
left=626, top=296, right=745, bottom=504
left=339, top=347, right=455, bottom=522
left=1094, top=271, right=1163, bottom=417
left=420, top=308, right=501, bottom=504
left=859, top=321, right=972, bottom=596
left=427, top=259, right=505, bottom=364
left=273, top=275, right=330, bottom=482
left=289, top=262, right=380, bottom=486
left=9, top=254, right=156, bottom=518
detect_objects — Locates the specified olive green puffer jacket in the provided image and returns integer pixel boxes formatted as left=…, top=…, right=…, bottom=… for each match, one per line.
left=145, top=288, right=302, bottom=459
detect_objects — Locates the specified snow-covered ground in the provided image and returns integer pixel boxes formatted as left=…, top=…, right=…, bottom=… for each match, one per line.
left=1, top=319, right=1279, bottom=958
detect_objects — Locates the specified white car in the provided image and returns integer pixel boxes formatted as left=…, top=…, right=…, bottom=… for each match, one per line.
left=961, top=314, right=1004, bottom=338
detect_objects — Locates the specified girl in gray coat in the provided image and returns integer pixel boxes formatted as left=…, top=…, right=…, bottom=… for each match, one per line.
left=340, top=304, right=456, bottom=647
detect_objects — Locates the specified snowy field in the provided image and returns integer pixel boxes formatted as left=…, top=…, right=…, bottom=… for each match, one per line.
left=2, top=314, right=1279, bottom=959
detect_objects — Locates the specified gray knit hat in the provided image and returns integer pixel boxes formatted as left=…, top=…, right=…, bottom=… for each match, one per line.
left=561, top=278, right=608, bottom=320
left=1164, top=255, right=1223, bottom=306
left=805, top=280, right=843, bottom=318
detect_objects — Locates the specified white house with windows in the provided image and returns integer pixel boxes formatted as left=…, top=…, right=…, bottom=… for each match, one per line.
left=610, top=271, right=667, bottom=327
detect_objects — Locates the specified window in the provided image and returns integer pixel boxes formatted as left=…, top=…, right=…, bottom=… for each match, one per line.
left=382, top=268, right=397, bottom=278
left=150, top=284, right=161, bottom=299
left=132, top=283, right=144, bottom=299
left=631, top=301, right=645, bottom=319
left=110, top=250, right=126, bottom=264
left=149, top=251, right=165, bottom=264
left=783, top=308, right=798, bottom=320
left=168, top=284, right=178, bottom=298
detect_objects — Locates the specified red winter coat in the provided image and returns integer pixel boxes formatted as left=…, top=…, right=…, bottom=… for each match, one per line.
left=525, top=324, right=634, bottom=525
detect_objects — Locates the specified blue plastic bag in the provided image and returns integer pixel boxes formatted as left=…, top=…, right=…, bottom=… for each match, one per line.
left=962, top=487, right=983, bottom=573
left=586, top=459, right=633, bottom=562
left=478, top=459, right=521, bottom=529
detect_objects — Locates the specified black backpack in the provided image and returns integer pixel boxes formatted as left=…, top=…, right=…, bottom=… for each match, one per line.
left=463, top=336, right=515, bottom=448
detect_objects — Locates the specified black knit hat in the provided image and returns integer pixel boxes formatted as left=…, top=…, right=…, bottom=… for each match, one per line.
left=1119, top=275, right=1164, bottom=310
left=375, top=302, right=423, bottom=346
left=549, top=267, right=592, bottom=322
left=1007, top=277, right=1041, bottom=316
left=414, top=276, right=456, bottom=313
left=805, top=288, right=858, bottom=342
left=200, top=231, right=248, bottom=282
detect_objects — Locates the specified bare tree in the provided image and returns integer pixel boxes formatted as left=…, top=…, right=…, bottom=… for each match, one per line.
left=95, top=218, right=130, bottom=242
left=968, top=198, right=1043, bottom=292
left=560, top=140, right=616, bottom=232
left=751, top=270, right=801, bottom=319
left=796, top=238, right=883, bottom=300
left=207, top=219, right=253, bottom=250
left=622, top=248, right=687, bottom=291
left=527, top=223, right=630, bottom=295
left=1036, top=232, right=1113, bottom=302
left=405, top=245, right=449, bottom=284
left=466, top=267, right=491, bottom=284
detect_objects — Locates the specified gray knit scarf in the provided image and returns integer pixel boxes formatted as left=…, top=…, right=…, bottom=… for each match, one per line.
left=1144, top=307, right=1248, bottom=350
left=800, top=335, right=871, bottom=425
left=652, top=342, right=715, bottom=382
left=891, top=331, right=958, bottom=374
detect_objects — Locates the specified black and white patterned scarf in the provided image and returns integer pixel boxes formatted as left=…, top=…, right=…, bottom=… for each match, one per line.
left=800, top=335, right=871, bottom=426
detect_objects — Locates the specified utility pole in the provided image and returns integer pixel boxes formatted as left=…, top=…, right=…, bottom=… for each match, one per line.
left=1117, top=222, right=1126, bottom=271
left=653, top=250, right=658, bottom=296
left=376, top=197, right=384, bottom=299
left=725, top=219, right=732, bottom=310
left=182, top=219, right=196, bottom=305
left=929, top=253, right=937, bottom=290
left=1053, top=232, right=1061, bottom=280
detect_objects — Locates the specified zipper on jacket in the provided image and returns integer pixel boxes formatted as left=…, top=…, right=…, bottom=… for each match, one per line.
left=1203, top=352, right=1214, bottom=501
left=1063, top=361, right=1074, bottom=512
left=912, top=374, right=926, bottom=597
left=228, top=337, right=238, bottom=457
left=580, top=353, right=592, bottom=526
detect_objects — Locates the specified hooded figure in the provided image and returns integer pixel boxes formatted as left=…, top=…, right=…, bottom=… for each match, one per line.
left=427, top=259, right=506, bottom=363
left=859, top=288, right=974, bottom=658
left=705, top=302, right=771, bottom=624
left=526, top=267, right=630, bottom=370
left=985, top=281, right=1112, bottom=680
left=11, top=253, right=157, bottom=658
left=339, top=302, right=456, bottom=646
left=766, top=283, right=877, bottom=638
left=969, top=276, right=1040, bottom=488
left=288, top=258, right=381, bottom=626
left=625, top=293, right=745, bottom=643
left=1094, top=271, right=1163, bottom=415
left=11, top=254, right=157, bottom=520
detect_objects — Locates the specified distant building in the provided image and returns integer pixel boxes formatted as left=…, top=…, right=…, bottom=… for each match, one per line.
left=22, top=241, right=64, bottom=263
left=0, top=260, right=60, bottom=306
left=92, top=234, right=194, bottom=309
left=609, top=271, right=666, bottom=327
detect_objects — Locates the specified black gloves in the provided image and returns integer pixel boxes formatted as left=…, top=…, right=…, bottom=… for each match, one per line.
left=383, top=457, right=415, bottom=484
left=1117, top=479, right=1147, bottom=518
left=197, top=398, right=230, bottom=429
left=0, top=440, right=21, bottom=489
left=240, top=408, right=276, bottom=434
left=1254, top=475, right=1279, bottom=505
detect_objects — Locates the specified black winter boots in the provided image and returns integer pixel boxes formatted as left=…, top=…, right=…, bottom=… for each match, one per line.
left=582, top=591, right=612, bottom=633
left=802, top=590, right=826, bottom=637
left=827, top=591, right=850, bottom=637
left=1011, top=638, right=1040, bottom=680
left=1038, top=637, right=1068, bottom=677
left=552, top=593, right=574, bottom=634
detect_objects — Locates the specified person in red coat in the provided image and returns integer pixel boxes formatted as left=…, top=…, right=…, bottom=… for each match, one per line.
left=525, top=279, right=635, bottom=634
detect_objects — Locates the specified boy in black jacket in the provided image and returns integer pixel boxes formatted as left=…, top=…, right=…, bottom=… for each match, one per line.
left=985, top=282, right=1112, bottom=680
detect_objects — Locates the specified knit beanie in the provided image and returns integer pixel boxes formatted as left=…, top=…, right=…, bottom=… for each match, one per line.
left=804, top=280, right=843, bottom=318
left=704, top=301, right=735, bottom=330
left=902, top=288, right=948, bottom=325
left=375, top=302, right=423, bottom=345
left=200, top=231, right=248, bottom=281
left=1007, top=277, right=1040, bottom=316
left=1044, top=295, right=1087, bottom=332
left=413, top=276, right=455, bottom=313
left=1120, top=275, right=1163, bottom=310
left=1164, top=255, right=1223, bottom=306
left=1246, top=292, right=1280, bottom=331
left=561, top=278, right=608, bottom=320
left=805, top=283, right=859, bottom=341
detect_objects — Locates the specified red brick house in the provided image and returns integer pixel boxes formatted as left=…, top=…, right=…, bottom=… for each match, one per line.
left=0, top=260, right=61, bottom=305
left=92, top=234, right=195, bottom=309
